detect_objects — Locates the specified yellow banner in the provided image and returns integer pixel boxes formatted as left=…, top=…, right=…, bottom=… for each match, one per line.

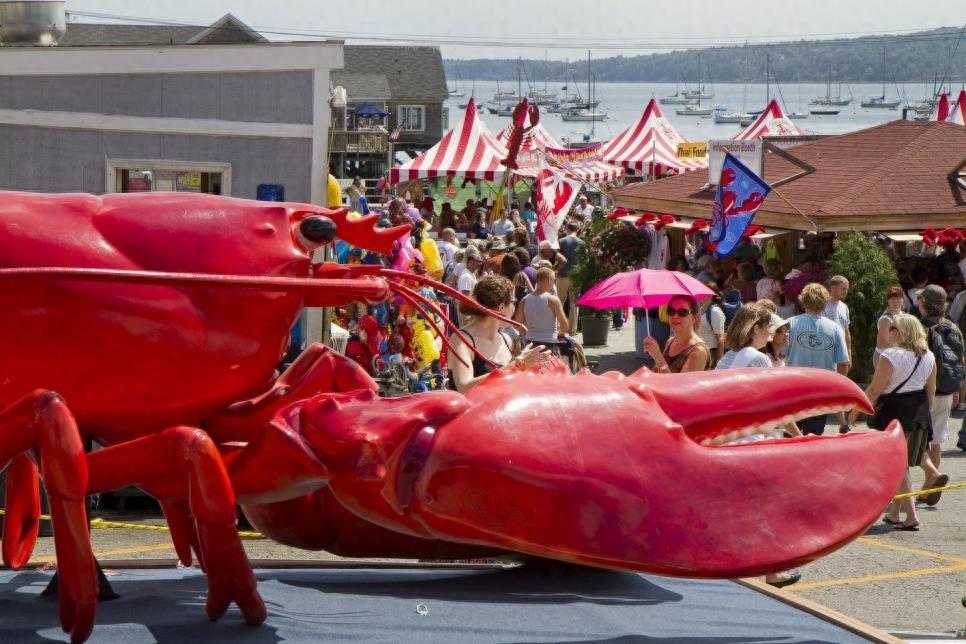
left=676, top=142, right=708, bottom=159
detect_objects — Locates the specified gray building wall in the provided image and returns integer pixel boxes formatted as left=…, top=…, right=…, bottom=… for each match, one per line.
left=0, top=71, right=314, bottom=124
left=391, top=101, right=444, bottom=148
left=0, top=126, right=313, bottom=201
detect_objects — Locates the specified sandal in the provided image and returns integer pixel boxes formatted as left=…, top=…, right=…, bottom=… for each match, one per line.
left=895, top=523, right=920, bottom=531
left=921, top=474, right=949, bottom=507
left=882, top=516, right=902, bottom=526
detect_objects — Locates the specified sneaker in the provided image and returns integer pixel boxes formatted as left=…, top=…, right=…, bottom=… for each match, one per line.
left=957, top=402, right=966, bottom=412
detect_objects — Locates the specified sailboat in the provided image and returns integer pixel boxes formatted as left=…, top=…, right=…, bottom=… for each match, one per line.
left=861, top=48, right=901, bottom=108
left=659, top=83, right=693, bottom=105
left=561, top=52, right=607, bottom=121
left=447, top=62, right=465, bottom=98
left=812, top=68, right=852, bottom=106
left=527, top=52, right=558, bottom=105
left=683, top=53, right=714, bottom=100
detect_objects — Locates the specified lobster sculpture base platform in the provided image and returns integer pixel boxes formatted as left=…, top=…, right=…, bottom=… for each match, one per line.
left=0, top=563, right=884, bottom=643
left=0, top=191, right=908, bottom=643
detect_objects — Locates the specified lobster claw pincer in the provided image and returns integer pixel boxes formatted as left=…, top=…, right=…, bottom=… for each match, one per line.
left=311, top=368, right=907, bottom=578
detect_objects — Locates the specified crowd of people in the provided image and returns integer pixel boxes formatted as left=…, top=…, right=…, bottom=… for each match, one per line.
left=645, top=249, right=966, bottom=539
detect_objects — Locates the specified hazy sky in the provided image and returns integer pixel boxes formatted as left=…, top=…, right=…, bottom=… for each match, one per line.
left=65, top=0, right=966, bottom=60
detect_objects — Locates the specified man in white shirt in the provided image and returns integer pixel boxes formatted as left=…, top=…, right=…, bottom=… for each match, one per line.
left=490, top=209, right=515, bottom=239
left=435, top=228, right=459, bottom=266
left=571, top=195, right=594, bottom=230
left=823, top=275, right=852, bottom=432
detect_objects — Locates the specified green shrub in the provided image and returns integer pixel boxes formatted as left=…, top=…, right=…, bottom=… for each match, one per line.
left=830, top=232, right=899, bottom=382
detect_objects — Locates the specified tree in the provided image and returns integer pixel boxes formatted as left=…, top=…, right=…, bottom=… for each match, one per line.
left=830, top=232, right=899, bottom=382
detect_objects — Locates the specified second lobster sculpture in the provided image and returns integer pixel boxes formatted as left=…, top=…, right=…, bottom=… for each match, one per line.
left=0, top=191, right=907, bottom=643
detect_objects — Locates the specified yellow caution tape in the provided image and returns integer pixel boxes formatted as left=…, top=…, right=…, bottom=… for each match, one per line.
left=0, top=508, right=264, bottom=539
left=891, top=480, right=966, bottom=501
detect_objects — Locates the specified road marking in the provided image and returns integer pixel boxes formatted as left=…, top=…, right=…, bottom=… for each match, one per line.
left=30, top=542, right=174, bottom=564
left=854, top=536, right=966, bottom=565
left=787, top=563, right=966, bottom=591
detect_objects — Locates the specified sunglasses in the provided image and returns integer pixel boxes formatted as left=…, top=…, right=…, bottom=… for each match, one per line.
left=667, top=307, right=692, bottom=318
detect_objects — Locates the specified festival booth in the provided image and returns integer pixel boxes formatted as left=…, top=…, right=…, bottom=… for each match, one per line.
left=599, top=99, right=709, bottom=180
left=390, top=98, right=624, bottom=212
left=610, top=119, right=966, bottom=274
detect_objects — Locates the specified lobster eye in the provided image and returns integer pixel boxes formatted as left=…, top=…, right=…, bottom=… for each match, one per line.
left=299, top=216, right=338, bottom=245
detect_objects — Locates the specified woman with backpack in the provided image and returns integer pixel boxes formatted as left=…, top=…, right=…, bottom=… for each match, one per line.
left=849, top=313, right=936, bottom=531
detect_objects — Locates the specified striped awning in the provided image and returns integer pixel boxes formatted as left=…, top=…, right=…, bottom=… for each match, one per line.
left=734, top=99, right=805, bottom=140
left=389, top=98, right=508, bottom=184
left=599, top=99, right=708, bottom=177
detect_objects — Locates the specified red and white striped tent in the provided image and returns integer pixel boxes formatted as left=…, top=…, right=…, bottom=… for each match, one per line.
left=734, top=99, right=805, bottom=140
left=389, top=98, right=508, bottom=183
left=947, top=90, right=966, bottom=126
left=599, top=99, right=707, bottom=176
left=932, top=93, right=951, bottom=122
left=496, top=114, right=563, bottom=152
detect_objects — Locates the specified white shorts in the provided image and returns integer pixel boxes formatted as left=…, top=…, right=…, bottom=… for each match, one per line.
left=930, top=393, right=953, bottom=445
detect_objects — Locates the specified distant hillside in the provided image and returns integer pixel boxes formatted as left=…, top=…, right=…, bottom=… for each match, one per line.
left=445, top=27, right=966, bottom=84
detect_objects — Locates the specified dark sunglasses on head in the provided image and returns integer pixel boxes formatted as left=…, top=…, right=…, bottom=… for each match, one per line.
left=667, top=307, right=692, bottom=318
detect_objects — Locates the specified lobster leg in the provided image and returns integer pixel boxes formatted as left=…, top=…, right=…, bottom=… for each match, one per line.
left=2, top=453, right=41, bottom=569
left=0, top=390, right=97, bottom=644
left=86, top=427, right=266, bottom=626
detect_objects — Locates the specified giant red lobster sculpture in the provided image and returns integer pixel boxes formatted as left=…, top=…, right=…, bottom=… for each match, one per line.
left=0, top=191, right=907, bottom=642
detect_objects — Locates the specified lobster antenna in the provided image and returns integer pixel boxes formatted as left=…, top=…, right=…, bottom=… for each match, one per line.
left=379, top=268, right=525, bottom=331
left=388, top=281, right=498, bottom=370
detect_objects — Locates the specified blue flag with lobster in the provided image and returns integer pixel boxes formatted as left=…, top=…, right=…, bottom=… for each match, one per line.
left=709, top=152, right=771, bottom=256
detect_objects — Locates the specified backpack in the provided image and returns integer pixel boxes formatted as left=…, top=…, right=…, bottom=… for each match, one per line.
left=927, top=320, right=965, bottom=395
left=721, top=289, right=742, bottom=326
left=705, top=289, right=742, bottom=328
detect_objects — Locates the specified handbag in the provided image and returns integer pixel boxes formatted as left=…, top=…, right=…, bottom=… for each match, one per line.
left=868, top=353, right=923, bottom=429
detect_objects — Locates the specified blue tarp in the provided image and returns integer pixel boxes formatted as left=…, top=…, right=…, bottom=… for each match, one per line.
left=0, top=565, right=875, bottom=643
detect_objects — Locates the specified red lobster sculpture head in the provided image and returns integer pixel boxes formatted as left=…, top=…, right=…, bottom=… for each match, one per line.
left=0, top=191, right=410, bottom=433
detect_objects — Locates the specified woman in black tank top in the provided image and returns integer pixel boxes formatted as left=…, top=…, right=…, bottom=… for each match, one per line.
left=447, top=275, right=550, bottom=392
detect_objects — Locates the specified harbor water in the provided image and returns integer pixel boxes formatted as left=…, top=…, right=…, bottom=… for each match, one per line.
left=447, top=81, right=960, bottom=145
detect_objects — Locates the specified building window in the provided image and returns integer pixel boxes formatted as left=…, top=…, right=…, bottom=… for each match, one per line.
left=397, top=105, right=425, bottom=132
left=106, top=160, right=232, bottom=196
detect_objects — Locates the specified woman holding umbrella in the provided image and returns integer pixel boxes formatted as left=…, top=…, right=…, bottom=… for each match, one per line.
left=643, top=295, right=710, bottom=373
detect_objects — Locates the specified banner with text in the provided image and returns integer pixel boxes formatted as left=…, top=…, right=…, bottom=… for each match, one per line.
left=707, top=139, right=762, bottom=185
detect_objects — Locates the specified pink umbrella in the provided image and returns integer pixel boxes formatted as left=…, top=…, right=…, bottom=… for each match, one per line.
left=577, top=268, right=714, bottom=310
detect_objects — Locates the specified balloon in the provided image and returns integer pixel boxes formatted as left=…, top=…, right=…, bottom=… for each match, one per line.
left=420, top=236, right=444, bottom=279
left=390, top=232, right=424, bottom=272
left=327, top=174, right=342, bottom=208
left=412, top=319, right=440, bottom=369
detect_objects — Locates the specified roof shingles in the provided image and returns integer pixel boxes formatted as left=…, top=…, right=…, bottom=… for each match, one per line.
left=613, top=120, right=966, bottom=230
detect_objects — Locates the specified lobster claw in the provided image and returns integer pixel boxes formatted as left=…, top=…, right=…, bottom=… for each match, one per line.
left=315, top=368, right=906, bottom=579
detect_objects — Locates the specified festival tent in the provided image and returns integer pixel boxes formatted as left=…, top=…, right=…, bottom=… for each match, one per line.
left=496, top=114, right=563, bottom=152
left=931, top=93, right=951, bottom=122
left=389, top=98, right=509, bottom=183
left=734, top=99, right=805, bottom=140
left=947, top=91, right=966, bottom=126
left=599, top=99, right=708, bottom=176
